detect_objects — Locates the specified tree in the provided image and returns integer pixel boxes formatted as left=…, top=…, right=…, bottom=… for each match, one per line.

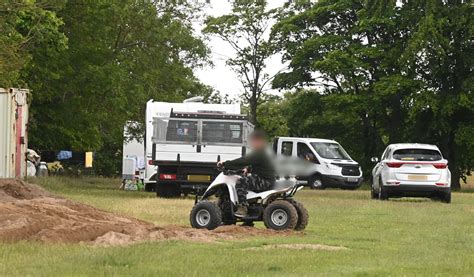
left=272, top=0, right=473, bottom=188
left=22, top=0, right=210, bottom=175
left=256, top=95, right=289, bottom=138
left=272, top=0, right=408, bottom=172
left=203, top=0, right=276, bottom=125
left=402, top=1, right=473, bottom=189
left=0, top=0, right=67, bottom=86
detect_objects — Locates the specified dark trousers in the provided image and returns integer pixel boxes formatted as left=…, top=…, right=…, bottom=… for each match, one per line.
left=236, top=174, right=273, bottom=204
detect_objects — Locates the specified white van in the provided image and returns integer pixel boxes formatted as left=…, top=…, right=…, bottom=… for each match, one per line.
left=273, top=137, right=363, bottom=189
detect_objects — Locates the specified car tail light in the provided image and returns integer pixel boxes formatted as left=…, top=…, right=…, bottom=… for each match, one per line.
left=159, top=174, right=176, bottom=180
left=148, top=160, right=154, bottom=165
left=435, top=182, right=448, bottom=186
left=433, top=163, right=447, bottom=169
left=386, top=162, right=404, bottom=168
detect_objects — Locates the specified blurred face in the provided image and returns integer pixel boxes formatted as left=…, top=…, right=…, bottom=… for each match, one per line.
left=249, top=137, right=266, bottom=150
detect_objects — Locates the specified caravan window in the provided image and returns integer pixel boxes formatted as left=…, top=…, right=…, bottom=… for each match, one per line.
left=165, top=120, right=197, bottom=142
left=202, top=121, right=243, bottom=144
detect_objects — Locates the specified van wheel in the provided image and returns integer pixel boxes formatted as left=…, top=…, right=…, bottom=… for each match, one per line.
left=156, top=183, right=180, bottom=198
left=190, top=201, right=222, bottom=230
left=263, top=200, right=298, bottom=230
left=309, top=175, right=324, bottom=190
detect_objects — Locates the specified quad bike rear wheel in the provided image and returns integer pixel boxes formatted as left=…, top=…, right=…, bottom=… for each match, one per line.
left=288, top=200, right=309, bottom=231
left=190, top=201, right=222, bottom=230
left=263, top=200, right=298, bottom=230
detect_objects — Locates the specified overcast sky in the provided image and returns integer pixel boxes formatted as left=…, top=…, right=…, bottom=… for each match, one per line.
left=194, top=0, right=287, bottom=99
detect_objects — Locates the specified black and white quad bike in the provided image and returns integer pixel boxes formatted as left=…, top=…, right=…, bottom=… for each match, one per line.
left=190, top=166, right=309, bottom=231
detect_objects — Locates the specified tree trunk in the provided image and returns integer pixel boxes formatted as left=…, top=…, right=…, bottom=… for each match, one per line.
left=451, top=168, right=461, bottom=191
left=249, top=91, right=258, bottom=126
left=448, top=131, right=461, bottom=190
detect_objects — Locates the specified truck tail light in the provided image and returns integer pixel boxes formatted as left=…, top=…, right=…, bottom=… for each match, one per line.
left=386, top=162, right=404, bottom=168
left=159, top=174, right=176, bottom=180
left=433, top=163, right=447, bottom=169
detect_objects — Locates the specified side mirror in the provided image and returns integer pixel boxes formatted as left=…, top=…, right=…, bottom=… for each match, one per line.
left=371, top=157, right=379, bottom=163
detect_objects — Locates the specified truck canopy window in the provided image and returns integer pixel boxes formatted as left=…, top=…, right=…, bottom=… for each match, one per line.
left=310, top=142, right=351, bottom=160
left=202, top=122, right=243, bottom=144
left=165, top=120, right=197, bottom=142
left=393, top=149, right=442, bottom=161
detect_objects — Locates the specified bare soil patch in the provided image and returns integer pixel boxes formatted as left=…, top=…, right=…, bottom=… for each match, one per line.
left=245, top=243, right=348, bottom=251
left=0, top=179, right=283, bottom=246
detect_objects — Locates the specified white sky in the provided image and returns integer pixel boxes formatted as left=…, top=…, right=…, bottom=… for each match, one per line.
left=194, top=0, right=287, bottom=99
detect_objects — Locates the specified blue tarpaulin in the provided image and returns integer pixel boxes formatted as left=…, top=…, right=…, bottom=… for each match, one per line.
left=57, top=151, right=72, bottom=160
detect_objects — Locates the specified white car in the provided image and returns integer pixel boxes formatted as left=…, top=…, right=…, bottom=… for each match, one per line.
left=370, top=144, right=451, bottom=203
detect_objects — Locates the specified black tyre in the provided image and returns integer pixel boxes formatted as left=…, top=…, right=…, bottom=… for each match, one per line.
left=145, top=183, right=156, bottom=192
left=263, top=200, right=299, bottom=231
left=190, top=201, right=222, bottom=230
left=370, top=181, right=377, bottom=199
left=440, top=191, right=451, bottom=203
left=156, top=183, right=180, bottom=198
left=378, top=177, right=389, bottom=200
left=342, top=186, right=358, bottom=190
left=241, top=220, right=254, bottom=227
left=289, top=200, right=309, bottom=231
left=308, top=175, right=324, bottom=190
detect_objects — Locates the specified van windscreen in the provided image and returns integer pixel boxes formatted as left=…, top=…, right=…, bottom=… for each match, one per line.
left=310, top=142, right=351, bottom=160
left=393, top=149, right=442, bottom=161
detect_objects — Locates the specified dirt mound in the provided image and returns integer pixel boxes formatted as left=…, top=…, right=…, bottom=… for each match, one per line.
left=0, top=179, right=51, bottom=201
left=0, top=179, right=283, bottom=246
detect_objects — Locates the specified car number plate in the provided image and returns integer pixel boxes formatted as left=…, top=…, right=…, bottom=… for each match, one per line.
left=408, top=175, right=428, bottom=181
left=347, top=177, right=359, bottom=182
left=187, top=175, right=211, bottom=182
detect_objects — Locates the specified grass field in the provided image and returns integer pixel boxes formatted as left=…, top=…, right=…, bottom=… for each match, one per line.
left=1, top=177, right=473, bottom=276
left=463, top=175, right=474, bottom=191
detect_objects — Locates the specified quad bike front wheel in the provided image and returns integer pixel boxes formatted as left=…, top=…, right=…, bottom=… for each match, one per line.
left=190, top=201, right=222, bottom=230
left=263, top=200, right=298, bottom=230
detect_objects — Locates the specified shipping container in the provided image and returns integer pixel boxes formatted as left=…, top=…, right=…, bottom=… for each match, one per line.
left=0, top=88, right=29, bottom=178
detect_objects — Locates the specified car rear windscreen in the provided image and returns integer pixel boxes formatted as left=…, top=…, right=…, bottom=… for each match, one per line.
left=393, top=149, right=442, bottom=161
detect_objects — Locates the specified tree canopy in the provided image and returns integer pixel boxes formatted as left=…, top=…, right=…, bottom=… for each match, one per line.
left=270, top=0, right=473, bottom=188
left=1, top=0, right=211, bottom=175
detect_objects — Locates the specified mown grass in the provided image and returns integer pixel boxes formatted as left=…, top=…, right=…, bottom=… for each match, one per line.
left=1, top=176, right=473, bottom=276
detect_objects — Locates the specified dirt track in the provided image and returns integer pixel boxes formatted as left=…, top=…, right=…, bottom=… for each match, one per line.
left=0, top=179, right=285, bottom=246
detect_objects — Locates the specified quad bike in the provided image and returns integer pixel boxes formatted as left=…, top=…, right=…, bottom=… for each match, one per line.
left=190, top=166, right=309, bottom=231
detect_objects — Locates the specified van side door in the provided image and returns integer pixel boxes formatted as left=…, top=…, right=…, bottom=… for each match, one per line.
left=297, top=142, right=319, bottom=164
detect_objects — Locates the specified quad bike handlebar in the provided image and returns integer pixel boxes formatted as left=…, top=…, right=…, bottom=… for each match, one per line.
left=217, top=164, right=245, bottom=176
